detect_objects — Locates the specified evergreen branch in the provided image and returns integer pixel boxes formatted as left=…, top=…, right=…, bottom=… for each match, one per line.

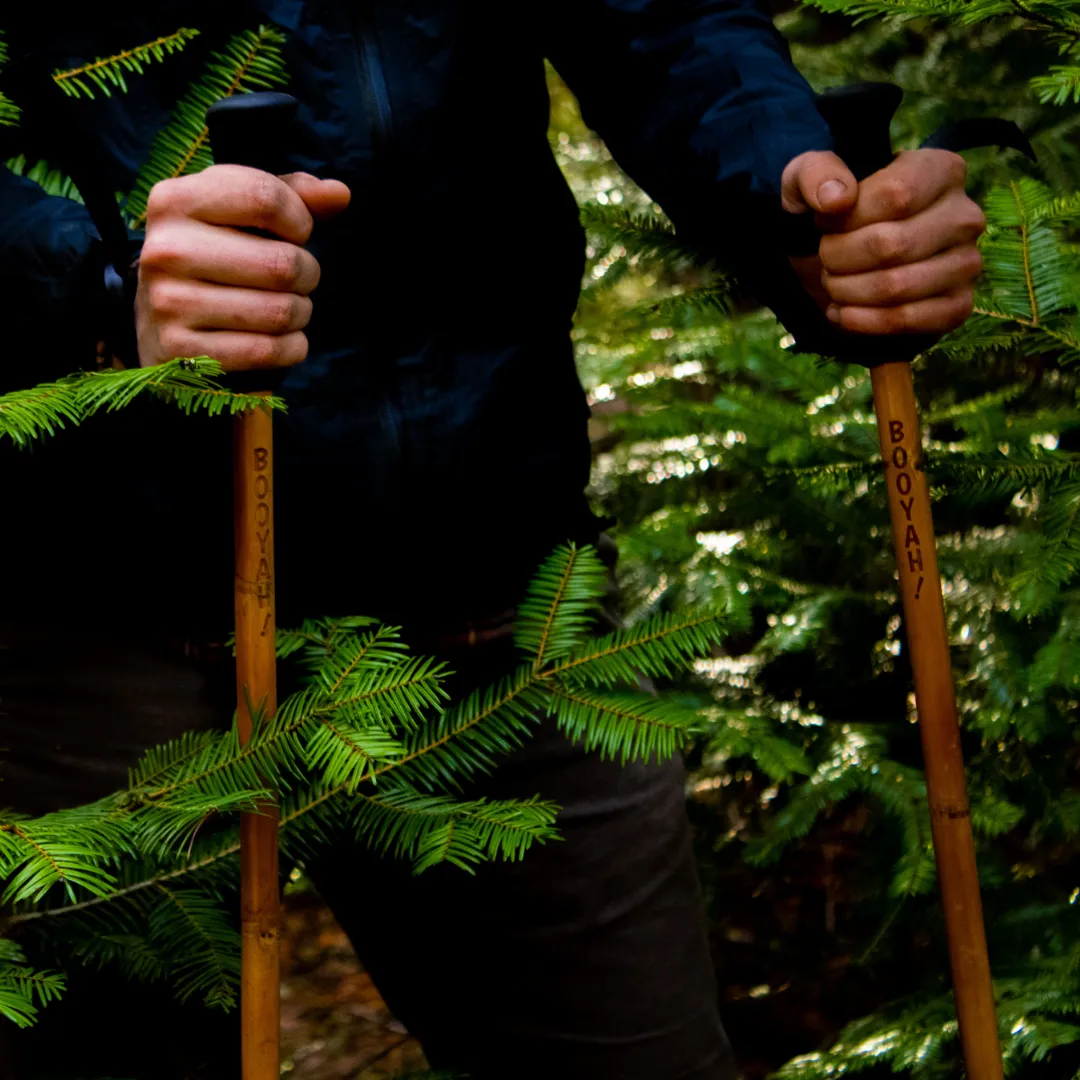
left=4, top=847, right=238, bottom=927
left=52, top=29, right=200, bottom=99
left=304, top=719, right=404, bottom=793
left=1011, top=481, right=1080, bottom=611
left=126, top=26, right=289, bottom=227
left=923, top=384, right=1028, bottom=424
left=4, top=155, right=81, bottom=202
left=0, top=807, right=128, bottom=905
left=0, top=966, right=65, bottom=1028
left=745, top=729, right=934, bottom=897
left=149, top=885, right=239, bottom=1009
left=579, top=203, right=704, bottom=266
left=548, top=610, right=729, bottom=686
left=630, top=281, right=734, bottom=324
left=128, top=730, right=221, bottom=791
left=0, top=92, right=18, bottom=128
left=348, top=787, right=560, bottom=874
left=0, top=358, right=286, bottom=448
left=543, top=682, right=699, bottom=763
left=514, top=543, right=608, bottom=669
left=1032, top=64, right=1080, bottom=105
left=372, top=669, right=545, bottom=791
left=1018, top=182, right=1039, bottom=325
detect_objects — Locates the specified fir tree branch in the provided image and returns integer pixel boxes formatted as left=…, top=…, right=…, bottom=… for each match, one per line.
left=52, top=29, right=200, bottom=99
left=0, top=358, right=285, bottom=448
left=125, top=26, right=289, bottom=228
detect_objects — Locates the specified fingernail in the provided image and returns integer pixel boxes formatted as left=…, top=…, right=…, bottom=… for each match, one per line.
left=818, top=180, right=847, bottom=207
left=826, top=304, right=841, bottom=323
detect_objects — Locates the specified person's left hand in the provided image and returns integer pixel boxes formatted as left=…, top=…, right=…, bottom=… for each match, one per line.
left=781, top=148, right=987, bottom=335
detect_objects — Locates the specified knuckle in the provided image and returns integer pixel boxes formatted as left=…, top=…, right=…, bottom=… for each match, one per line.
left=157, top=325, right=189, bottom=358
left=249, top=174, right=285, bottom=229
left=879, top=266, right=909, bottom=303
left=138, top=231, right=180, bottom=273
left=145, top=178, right=183, bottom=219
left=264, top=294, right=298, bottom=334
left=146, top=277, right=180, bottom=315
left=818, top=236, right=842, bottom=271
left=305, top=254, right=322, bottom=293
left=289, top=332, right=310, bottom=365
left=243, top=335, right=281, bottom=369
left=266, top=244, right=302, bottom=289
left=869, top=224, right=907, bottom=265
left=887, top=305, right=912, bottom=333
left=881, top=177, right=915, bottom=217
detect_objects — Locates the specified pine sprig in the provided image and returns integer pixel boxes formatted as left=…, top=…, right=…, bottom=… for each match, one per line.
left=0, top=358, right=286, bottom=448
left=147, top=886, right=239, bottom=1008
left=125, top=26, right=288, bottom=228
left=544, top=685, right=700, bottom=763
left=51, top=29, right=200, bottom=99
left=549, top=610, right=728, bottom=686
left=0, top=543, right=728, bottom=1019
left=347, top=786, right=560, bottom=874
left=0, top=942, right=64, bottom=1028
left=4, top=154, right=82, bottom=202
left=0, top=810, right=127, bottom=905
left=579, top=203, right=705, bottom=267
left=514, top=543, right=608, bottom=668
left=0, top=92, right=20, bottom=127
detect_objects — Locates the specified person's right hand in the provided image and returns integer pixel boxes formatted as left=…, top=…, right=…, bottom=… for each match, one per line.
left=136, top=165, right=351, bottom=370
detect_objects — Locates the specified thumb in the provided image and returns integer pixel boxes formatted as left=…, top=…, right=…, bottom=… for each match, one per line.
left=282, top=172, right=352, bottom=220
left=781, top=150, right=858, bottom=216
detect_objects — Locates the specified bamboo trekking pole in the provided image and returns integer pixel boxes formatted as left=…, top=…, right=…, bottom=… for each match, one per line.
left=206, top=91, right=301, bottom=1080
left=814, top=84, right=1003, bottom=1077
left=233, top=396, right=281, bottom=1080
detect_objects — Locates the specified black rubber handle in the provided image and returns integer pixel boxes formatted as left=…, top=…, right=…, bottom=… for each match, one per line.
left=206, top=91, right=299, bottom=176
left=205, top=92, right=300, bottom=394
left=815, top=81, right=903, bottom=183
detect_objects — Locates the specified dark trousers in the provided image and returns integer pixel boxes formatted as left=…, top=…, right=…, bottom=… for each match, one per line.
left=0, top=623, right=736, bottom=1080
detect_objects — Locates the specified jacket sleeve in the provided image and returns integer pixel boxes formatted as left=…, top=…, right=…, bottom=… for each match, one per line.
left=546, top=0, right=852, bottom=353
left=0, top=165, right=106, bottom=382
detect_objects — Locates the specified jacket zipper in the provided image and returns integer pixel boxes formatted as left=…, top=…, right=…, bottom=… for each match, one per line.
left=351, top=9, right=394, bottom=150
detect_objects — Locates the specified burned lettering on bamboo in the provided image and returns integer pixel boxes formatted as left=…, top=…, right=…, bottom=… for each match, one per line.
left=252, top=445, right=273, bottom=633
left=888, top=420, right=925, bottom=600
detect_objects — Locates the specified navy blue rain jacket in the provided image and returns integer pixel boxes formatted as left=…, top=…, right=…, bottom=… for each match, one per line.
left=0, top=1, right=833, bottom=635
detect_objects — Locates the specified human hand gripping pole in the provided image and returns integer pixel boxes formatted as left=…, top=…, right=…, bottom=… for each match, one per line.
left=805, top=83, right=1029, bottom=1079
left=206, top=90, right=300, bottom=1080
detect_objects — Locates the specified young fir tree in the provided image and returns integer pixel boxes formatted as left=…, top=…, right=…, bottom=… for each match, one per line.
left=550, top=0, right=1080, bottom=1073
left=0, top=22, right=733, bottom=1070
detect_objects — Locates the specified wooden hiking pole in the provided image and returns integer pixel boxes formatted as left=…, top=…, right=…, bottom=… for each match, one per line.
left=206, top=91, right=300, bottom=1080
left=813, top=84, right=1005, bottom=1078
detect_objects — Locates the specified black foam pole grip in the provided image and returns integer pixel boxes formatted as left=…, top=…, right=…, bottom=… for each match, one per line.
left=206, top=91, right=299, bottom=176
left=205, top=92, right=300, bottom=393
left=815, top=82, right=903, bottom=183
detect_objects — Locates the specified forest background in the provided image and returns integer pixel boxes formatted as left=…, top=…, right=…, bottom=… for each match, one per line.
left=3, top=0, right=1080, bottom=1076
